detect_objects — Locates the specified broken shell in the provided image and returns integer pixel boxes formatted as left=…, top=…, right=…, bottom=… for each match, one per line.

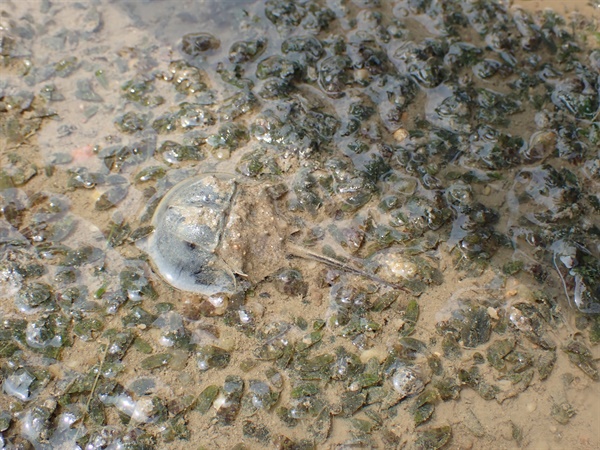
left=373, top=252, right=419, bottom=281
left=391, top=366, right=424, bottom=398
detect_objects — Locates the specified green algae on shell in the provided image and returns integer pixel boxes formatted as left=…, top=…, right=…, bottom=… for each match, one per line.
left=414, top=425, right=452, bottom=450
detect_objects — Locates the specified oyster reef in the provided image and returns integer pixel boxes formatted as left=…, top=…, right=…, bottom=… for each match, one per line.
left=0, top=0, right=599, bottom=448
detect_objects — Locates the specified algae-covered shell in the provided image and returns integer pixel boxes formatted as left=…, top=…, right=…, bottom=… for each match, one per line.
left=146, top=174, right=238, bottom=295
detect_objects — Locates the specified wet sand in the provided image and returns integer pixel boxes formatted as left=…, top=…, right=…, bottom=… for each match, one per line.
left=0, top=1, right=599, bottom=449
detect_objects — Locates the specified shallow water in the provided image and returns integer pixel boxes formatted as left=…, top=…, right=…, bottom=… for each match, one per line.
left=1, top=0, right=600, bottom=449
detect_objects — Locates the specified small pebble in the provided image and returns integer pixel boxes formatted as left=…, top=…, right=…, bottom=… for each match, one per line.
left=393, top=128, right=409, bottom=142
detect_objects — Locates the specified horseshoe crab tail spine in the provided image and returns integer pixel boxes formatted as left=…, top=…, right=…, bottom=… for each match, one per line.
left=286, top=243, right=411, bottom=294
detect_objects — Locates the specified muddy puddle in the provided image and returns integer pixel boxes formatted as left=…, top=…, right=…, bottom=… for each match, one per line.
left=1, top=0, right=599, bottom=449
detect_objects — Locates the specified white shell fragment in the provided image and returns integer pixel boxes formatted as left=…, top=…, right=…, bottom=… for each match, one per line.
left=391, top=366, right=424, bottom=399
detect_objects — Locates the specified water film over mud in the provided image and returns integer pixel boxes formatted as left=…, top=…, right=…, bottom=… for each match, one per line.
left=0, top=0, right=599, bottom=449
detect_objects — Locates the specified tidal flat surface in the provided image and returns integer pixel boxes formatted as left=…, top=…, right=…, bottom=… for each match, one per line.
left=0, top=0, right=599, bottom=449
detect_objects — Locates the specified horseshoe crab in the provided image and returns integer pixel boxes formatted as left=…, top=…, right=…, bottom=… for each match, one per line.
left=146, top=173, right=289, bottom=296
left=145, top=173, right=424, bottom=296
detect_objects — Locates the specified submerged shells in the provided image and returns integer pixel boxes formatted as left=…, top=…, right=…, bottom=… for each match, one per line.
left=3, top=0, right=600, bottom=448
